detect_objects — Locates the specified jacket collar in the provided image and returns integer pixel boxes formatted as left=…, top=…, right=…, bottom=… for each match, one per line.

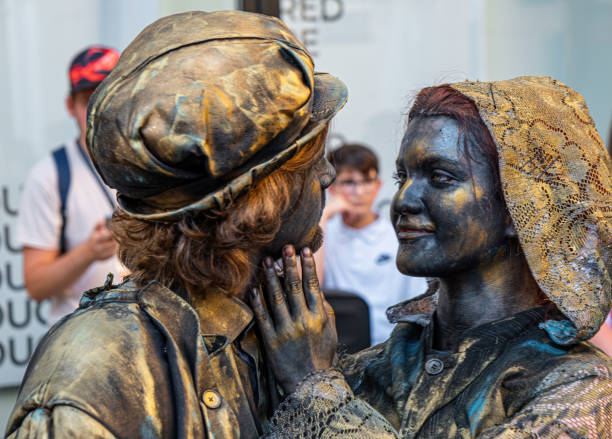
left=385, top=278, right=567, bottom=347
left=84, top=279, right=254, bottom=350
left=191, top=287, right=254, bottom=344
left=130, top=280, right=253, bottom=346
left=386, top=278, right=439, bottom=326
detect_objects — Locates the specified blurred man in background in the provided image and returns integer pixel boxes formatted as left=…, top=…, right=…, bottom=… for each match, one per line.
left=16, top=46, right=123, bottom=326
left=315, top=143, right=427, bottom=344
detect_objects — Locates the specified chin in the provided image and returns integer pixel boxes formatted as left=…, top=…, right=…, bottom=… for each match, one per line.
left=396, top=260, right=430, bottom=277
left=396, top=246, right=441, bottom=277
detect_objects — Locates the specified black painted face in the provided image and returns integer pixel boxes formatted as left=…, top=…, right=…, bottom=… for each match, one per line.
left=391, top=116, right=512, bottom=277
left=266, top=155, right=336, bottom=256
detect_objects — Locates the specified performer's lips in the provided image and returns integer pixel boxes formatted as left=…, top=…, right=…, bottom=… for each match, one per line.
left=396, top=222, right=435, bottom=240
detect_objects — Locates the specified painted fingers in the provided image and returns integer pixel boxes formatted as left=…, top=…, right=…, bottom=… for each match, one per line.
left=252, top=245, right=327, bottom=330
left=250, top=244, right=338, bottom=392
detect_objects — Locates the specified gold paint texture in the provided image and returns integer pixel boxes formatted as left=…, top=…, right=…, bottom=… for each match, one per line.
left=86, top=11, right=347, bottom=221
left=5, top=281, right=276, bottom=438
left=451, top=76, right=612, bottom=341
left=265, top=77, right=612, bottom=438
left=268, top=309, right=612, bottom=438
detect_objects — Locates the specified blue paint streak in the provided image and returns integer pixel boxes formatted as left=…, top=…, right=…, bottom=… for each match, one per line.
left=517, top=339, right=566, bottom=355
left=539, top=320, right=577, bottom=345
left=467, top=387, right=489, bottom=435
left=140, top=415, right=160, bottom=439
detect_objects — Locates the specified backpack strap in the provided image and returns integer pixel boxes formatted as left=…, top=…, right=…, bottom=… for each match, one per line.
left=75, top=139, right=115, bottom=210
left=52, top=145, right=71, bottom=254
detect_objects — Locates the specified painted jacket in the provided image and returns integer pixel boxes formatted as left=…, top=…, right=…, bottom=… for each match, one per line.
left=5, top=280, right=278, bottom=439
left=267, top=306, right=612, bottom=438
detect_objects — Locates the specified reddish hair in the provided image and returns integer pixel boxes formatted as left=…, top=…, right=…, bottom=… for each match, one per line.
left=110, top=128, right=329, bottom=300
left=408, top=85, right=500, bottom=187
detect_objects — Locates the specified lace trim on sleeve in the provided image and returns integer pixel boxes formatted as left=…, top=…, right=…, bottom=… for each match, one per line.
left=266, top=368, right=397, bottom=438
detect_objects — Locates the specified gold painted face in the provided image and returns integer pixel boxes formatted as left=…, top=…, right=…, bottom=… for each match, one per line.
left=266, top=155, right=336, bottom=256
left=391, top=116, right=512, bottom=277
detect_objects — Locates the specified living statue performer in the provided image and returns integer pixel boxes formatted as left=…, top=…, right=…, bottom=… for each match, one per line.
left=5, top=11, right=347, bottom=439
left=253, top=76, right=612, bottom=438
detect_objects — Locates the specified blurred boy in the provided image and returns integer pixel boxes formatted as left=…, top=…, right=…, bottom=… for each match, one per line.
left=316, top=143, right=427, bottom=344
left=17, top=46, right=123, bottom=325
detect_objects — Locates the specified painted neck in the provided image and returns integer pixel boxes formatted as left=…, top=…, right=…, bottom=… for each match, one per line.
left=433, top=242, right=542, bottom=352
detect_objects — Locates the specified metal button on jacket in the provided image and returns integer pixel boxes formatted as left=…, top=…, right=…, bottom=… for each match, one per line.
left=203, top=389, right=222, bottom=409
left=425, top=358, right=444, bottom=375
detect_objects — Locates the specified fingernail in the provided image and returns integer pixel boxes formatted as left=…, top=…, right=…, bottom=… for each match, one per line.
left=283, top=245, right=294, bottom=257
left=251, top=287, right=259, bottom=299
left=302, top=247, right=311, bottom=257
left=264, top=257, right=274, bottom=268
left=273, top=260, right=284, bottom=276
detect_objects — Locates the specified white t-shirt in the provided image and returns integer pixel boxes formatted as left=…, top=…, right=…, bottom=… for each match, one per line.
left=17, top=139, right=124, bottom=325
left=322, top=214, right=427, bottom=345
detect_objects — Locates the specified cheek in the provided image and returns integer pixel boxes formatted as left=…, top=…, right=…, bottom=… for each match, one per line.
left=364, top=190, right=378, bottom=206
left=431, top=185, right=492, bottom=229
left=390, top=193, right=401, bottom=223
left=448, top=187, right=472, bottom=214
left=429, top=194, right=490, bottom=250
left=455, top=217, right=489, bottom=250
left=302, top=183, right=324, bottom=226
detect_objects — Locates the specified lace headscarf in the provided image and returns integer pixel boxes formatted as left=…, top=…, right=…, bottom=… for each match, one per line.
left=450, top=76, right=612, bottom=342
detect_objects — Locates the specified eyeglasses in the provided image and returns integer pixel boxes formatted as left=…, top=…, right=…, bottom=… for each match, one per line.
left=335, top=177, right=378, bottom=192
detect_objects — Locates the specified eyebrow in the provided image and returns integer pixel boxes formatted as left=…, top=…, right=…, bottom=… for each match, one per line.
left=397, top=154, right=469, bottom=178
left=423, top=156, right=463, bottom=169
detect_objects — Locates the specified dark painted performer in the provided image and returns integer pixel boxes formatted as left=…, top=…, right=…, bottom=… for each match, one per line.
left=5, top=11, right=347, bottom=439
left=254, top=77, right=612, bottom=438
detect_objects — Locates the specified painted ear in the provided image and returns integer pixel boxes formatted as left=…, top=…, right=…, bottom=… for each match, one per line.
left=65, top=95, right=76, bottom=117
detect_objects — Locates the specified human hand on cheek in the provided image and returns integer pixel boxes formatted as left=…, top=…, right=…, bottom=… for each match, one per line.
left=250, top=244, right=338, bottom=394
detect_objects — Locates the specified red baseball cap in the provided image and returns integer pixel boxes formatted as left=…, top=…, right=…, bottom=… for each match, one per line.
left=69, top=46, right=119, bottom=94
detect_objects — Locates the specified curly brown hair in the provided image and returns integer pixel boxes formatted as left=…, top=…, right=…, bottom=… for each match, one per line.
left=110, top=128, right=328, bottom=300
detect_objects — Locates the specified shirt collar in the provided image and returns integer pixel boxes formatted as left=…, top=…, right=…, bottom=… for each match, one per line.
left=386, top=278, right=439, bottom=325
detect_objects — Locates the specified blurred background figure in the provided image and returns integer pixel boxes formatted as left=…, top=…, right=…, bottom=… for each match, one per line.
left=16, top=46, right=124, bottom=326
left=315, top=143, right=427, bottom=345
left=591, top=316, right=612, bottom=356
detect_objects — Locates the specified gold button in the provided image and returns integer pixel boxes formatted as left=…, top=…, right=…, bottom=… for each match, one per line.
left=202, top=389, right=222, bottom=409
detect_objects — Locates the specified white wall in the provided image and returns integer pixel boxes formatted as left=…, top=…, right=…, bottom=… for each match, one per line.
left=282, top=0, right=612, bottom=210
left=486, top=0, right=612, bottom=138
left=282, top=0, right=487, bottom=208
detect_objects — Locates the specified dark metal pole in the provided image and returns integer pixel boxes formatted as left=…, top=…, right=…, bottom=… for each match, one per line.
left=239, top=0, right=279, bottom=18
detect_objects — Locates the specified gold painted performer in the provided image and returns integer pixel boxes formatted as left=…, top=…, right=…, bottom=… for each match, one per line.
left=5, top=11, right=347, bottom=438
left=254, top=77, right=612, bottom=438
